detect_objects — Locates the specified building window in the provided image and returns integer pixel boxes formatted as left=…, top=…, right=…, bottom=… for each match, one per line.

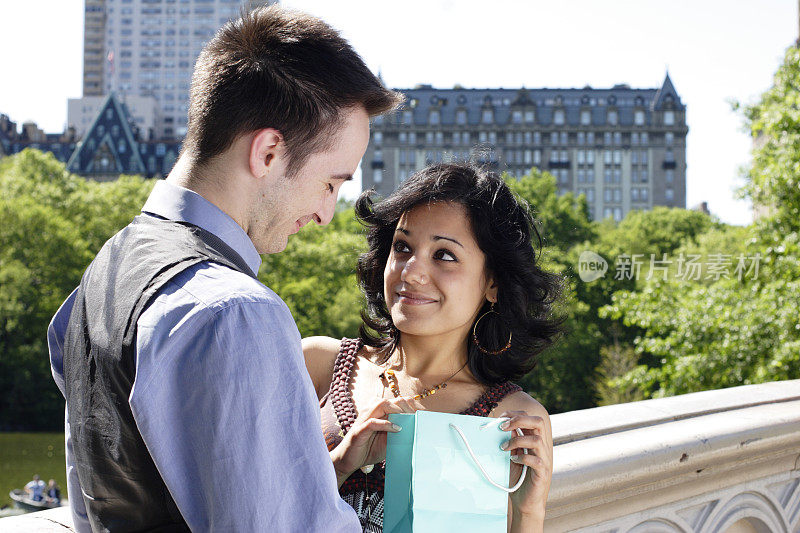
left=641, top=132, right=649, bottom=144
left=664, top=111, right=675, bottom=126
left=577, top=132, right=585, bottom=145
left=613, top=150, right=622, bottom=165
left=604, top=188, right=612, bottom=202
left=604, top=207, right=612, bottom=219
left=373, top=149, right=382, bottom=162
left=553, top=109, right=565, bottom=125
left=525, top=110, right=535, bottom=123
left=587, top=132, right=595, bottom=144
left=534, top=132, right=541, bottom=144
left=665, top=148, right=674, bottom=163
left=482, top=109, right=493, bottom=124
left=489, top=132, right=497, bottom=144
left=429, top=110, right=440, bottom=125
left=479, top=131, right=487, bottom=143
left=632, top=188, right=639, bottom=201
left=666, top=169, right=674, bottom=183
left=634, top=110, right=645, bottom=126
left=586, top=169, right=594, bottom=182
left=587, top=188, right=595, bottom=202
left=587, top=151, right=594, bottom=164
left=577, top=151, right=585, bottom=165
left=425, top=132, right=434, bottom=144
left=456, top=109, right=467, bottom=125
left=632, top=132, right=639, bottom=145
left=632, top=151, right=639, bottom=165
left=641, top=188, right=648, bottom=201
left=435, top=131, right=443, bottom=145
left=640, top=150, right=648, bottom=164
left=373, top=132, right=383, bottom=145
left=604, top=150, right=612, bottom=165
left=613, top=207, right=622, bottom=221
left=560, top=132, right=568, bottom=145
left=580, top=110, right=591, bottom=126
left=665, top=132, right=674, bottom=145
left=665, top=188, right=674, bottom=201
left=604, top=132, right=612, bottom=145
left=462, top=132, right=470, bottom=145
left=512, top=110, right=523, bottom=124
left=402, top=110, right=413, bottom=125
left=534, top=150, right=541, bottom=165
left=608, top=110, right=618, bottom=126
left=373, top=168, right=383, bottom=183
left=399, top=132, right=407, bottom=143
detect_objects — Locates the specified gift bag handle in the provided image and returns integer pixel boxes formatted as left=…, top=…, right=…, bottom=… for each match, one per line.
left=449, top=419, right=528, bottom=493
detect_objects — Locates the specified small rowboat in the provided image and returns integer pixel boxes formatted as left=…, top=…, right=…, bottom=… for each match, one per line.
left=9, top=489, right=61, bottom=512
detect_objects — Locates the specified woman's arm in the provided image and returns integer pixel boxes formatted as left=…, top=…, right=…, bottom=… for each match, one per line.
left=300, top=336, right=341, bottom=400
left=493, top=392, right=553, bottom=533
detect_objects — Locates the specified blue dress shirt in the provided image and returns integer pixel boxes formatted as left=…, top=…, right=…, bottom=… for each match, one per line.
left=48, top=180, right=360, bottom=532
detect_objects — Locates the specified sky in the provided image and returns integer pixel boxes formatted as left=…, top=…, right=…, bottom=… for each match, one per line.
left=0, top=0, right=797, bottom=225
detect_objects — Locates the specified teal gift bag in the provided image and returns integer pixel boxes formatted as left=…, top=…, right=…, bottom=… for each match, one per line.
left=384, top=411, right=527, bottom=533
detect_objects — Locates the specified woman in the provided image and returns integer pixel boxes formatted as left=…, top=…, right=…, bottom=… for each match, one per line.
left=303, top=163, right=563, bottom=532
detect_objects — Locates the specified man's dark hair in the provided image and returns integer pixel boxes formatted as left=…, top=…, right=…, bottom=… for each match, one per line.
left=355, top=163, right=565, bottom=385
left=184, top=4, right=402, bottom=174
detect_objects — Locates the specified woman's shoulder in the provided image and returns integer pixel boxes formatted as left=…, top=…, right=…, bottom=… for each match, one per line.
left=493, top=389, right=551, bottom=427
left=301, top=336, right=345, bottom=399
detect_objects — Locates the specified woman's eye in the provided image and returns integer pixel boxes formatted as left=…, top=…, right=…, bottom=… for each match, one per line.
left=392, top=240, right=410, bottom=253
left=435, top=249, right=457, bottom=262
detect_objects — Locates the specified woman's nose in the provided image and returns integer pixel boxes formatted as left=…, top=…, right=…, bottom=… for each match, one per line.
left=400, top=255, right=428, bottom=285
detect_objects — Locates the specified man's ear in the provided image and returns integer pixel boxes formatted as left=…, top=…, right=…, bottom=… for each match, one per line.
left=249, top=128, right=284, bottom=180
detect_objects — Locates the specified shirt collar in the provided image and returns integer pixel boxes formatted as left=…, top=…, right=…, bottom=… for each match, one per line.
left=142, top=180, right=262, bottom=274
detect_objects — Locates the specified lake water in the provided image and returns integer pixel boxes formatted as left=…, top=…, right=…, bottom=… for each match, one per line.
left=0, top=433, right=67, bottom=511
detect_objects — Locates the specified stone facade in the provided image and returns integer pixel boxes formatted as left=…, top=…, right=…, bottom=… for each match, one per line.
left=362, top=75, right=687, bottom=221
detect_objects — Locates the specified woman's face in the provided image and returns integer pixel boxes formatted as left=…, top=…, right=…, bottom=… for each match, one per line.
left=383, top=201, right=496, bottom=339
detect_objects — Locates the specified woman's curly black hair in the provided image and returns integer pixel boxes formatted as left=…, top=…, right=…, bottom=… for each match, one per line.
left=355, top=163, right=564, bottom=385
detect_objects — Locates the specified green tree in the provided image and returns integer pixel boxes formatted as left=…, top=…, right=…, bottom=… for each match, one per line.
left=0, top=150, right=153, bottom=430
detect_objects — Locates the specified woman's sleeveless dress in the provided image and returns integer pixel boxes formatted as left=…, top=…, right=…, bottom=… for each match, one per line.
left=319, top=338, right=522, bottom=532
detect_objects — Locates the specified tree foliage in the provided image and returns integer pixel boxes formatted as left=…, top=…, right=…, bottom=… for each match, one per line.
left=5, top=47, right=800, bottom=433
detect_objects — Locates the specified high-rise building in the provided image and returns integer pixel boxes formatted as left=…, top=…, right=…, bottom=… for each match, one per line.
left=362, top=74, right=687, bottom=221
left=77, top=0, right=277, bottom=139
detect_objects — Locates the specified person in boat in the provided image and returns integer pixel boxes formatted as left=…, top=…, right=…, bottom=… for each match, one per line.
left=45, top=479, right=61, bottom=505
left=303, top=163, right=563, bottom=532
left=24, top=475, right=45, bottom=502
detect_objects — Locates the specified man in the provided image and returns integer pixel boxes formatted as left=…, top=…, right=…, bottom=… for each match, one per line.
left=24, top=475, right=45, bottom=502
left=48, top=5, right=401, bottom=531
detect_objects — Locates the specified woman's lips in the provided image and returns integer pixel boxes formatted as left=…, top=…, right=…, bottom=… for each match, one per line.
left=396, top=291, right=437, bottom=305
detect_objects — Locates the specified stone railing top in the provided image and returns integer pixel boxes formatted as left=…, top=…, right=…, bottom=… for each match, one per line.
left=550, top=379, right=800, bottom=445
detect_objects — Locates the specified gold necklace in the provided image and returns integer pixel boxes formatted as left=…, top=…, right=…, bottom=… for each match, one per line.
left=378, top=357, right=469, bottom=400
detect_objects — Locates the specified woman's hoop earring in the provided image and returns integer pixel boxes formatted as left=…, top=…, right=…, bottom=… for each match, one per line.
left=472, top=302, right=512, bottom=356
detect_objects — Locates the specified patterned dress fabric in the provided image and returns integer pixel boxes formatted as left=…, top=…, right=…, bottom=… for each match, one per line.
left=319, top=338, right=522, bottom=532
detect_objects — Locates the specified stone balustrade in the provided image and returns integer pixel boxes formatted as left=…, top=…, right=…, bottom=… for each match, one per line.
left=4, top=380, right=799, bottom=532
left=545, top=379, right=800, bottom=532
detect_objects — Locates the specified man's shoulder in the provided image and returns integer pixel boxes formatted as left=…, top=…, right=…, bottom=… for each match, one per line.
left=141, top=260, right=289, bottom=325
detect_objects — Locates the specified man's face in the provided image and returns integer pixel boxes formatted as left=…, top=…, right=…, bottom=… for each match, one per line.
left=249, top=106, right=371, bottom=254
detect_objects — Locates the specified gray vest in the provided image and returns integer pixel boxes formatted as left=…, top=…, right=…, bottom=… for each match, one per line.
left=63, top=214, right=256, bottom=532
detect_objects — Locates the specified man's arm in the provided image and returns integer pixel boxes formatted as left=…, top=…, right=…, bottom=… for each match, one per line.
left=130, top=294, right=361, bottom=532
left=47, top=289, right=92, bottom=533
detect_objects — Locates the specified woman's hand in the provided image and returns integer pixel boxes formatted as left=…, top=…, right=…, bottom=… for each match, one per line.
left=500, top=410, right=553, bottom=530
left=330, top=396, right=422, bottom=487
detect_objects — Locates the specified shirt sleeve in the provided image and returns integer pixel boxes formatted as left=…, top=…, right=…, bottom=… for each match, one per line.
left=130, top=297, right=361, bottom=532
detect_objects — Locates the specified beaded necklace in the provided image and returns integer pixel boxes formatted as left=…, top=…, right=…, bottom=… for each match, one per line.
left=378, top=355, right=469, bottom=400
